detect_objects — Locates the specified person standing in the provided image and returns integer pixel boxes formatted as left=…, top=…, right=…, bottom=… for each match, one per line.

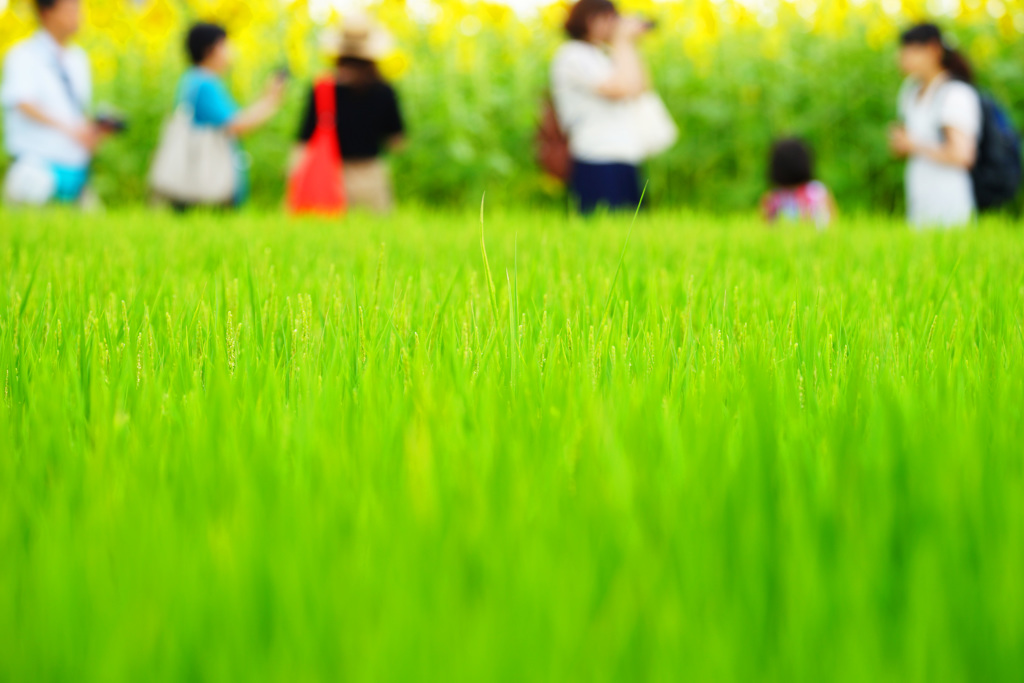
left=889, top=24, right=981, bottom=229
left=293, top=16, right=405, bottom=214
left=170, top=22, right=286, bottom=208
left=1, top=0, right=106, bottom=207
left=550, top=0, right=662, bottom=214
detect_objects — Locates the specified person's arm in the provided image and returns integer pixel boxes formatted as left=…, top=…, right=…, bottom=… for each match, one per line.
left=381, top=87, right=406, bottom=153
left=827, top=189, right=840, bottom=222
left=761, top=192, right=778, bottom=223
left=888, top=81, right=913, bottom=160
left=889, top=123, right=976, bottom=169
left=226, top=77, right=286, bottom=137
left=15, top=102, right=102, bottom=151
left=919, top=127, right=977, bottom=168
left=890, top=84, right=980, bottom=169
left=888, top=125, right=909, bottom=159
left=287, top=86, right=317, bottom=175
left=2, top=50, right=102, bottom=151
left=286, top=145, right=305, bottom=176
left=594, top=19, right=650, bottom=101
left=386, top=134, right=406, bottom=152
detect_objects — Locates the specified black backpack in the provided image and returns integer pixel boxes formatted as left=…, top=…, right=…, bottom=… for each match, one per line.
left=972, top=92, right=1023, bottom=212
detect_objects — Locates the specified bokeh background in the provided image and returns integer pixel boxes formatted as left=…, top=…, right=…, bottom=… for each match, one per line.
left=1, top=0, right=1023, bottom=212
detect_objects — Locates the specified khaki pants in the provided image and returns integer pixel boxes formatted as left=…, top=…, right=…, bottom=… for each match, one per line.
left=344, top=159, right=393, bottom=214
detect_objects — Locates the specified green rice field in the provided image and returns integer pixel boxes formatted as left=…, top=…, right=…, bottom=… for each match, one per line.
left=2, top=207, right=1023, bottom=681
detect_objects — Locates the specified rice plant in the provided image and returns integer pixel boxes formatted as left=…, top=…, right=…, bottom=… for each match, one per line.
left=1, top=207, right=1023, bottom=681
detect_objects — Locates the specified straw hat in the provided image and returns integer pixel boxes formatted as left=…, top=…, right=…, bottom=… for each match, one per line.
left=321, top=14, right=393, bottom=62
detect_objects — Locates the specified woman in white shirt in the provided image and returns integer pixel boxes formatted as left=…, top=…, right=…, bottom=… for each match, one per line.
left=889, top=24, right=981, bottom=229
left=551, top=0, right=652, bottom=214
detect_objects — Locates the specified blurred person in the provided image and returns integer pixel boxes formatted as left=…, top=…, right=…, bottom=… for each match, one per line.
left=171, top=22, right=286, bottom=208
left=1, top=0, right=112, bottom=207
left=551, top=0, right=675, bottom=215
left=292, top=16, right=405, bottom=214
left=761, top=137, right=836, bottom=229
left=889, top=24, right=981, bottom=229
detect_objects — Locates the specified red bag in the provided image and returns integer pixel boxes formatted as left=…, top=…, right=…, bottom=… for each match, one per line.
left=288, top=78, right=346, bottom=215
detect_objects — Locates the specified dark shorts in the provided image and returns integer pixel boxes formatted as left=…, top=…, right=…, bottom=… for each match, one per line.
left=570, top=160, right=641, bottom=215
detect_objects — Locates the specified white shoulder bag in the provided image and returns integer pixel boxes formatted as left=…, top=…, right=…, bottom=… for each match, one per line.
left=633, top=92, right=679, bottom=160
left=148, top=88, right=237, bottom=205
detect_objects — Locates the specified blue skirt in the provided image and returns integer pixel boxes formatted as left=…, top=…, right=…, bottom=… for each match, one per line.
left=570, top=160, right=641, bottom=215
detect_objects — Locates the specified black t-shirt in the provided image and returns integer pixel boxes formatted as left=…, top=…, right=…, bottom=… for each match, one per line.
left=297, top=82, right=405, bottom=161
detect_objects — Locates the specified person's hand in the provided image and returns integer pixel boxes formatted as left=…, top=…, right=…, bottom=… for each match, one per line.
left=264, top=76, right=287, bottom=108
left=613, top=16, right=650, bottom=43
left=888, top=125, right=914, bottom=158
left=286, top=145, right=306, bottom=177
left=65, top=122, right=104, bottom=152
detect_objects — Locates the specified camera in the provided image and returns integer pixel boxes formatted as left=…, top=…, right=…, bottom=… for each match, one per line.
left=95, top=106, right=128, bottom=134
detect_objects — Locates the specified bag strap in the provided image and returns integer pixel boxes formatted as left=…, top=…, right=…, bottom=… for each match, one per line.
left=314, top=79, right=337, bottom=129
left=52, top=56, right=86, bottom=116
left=172, top=75, right=205, bottom=121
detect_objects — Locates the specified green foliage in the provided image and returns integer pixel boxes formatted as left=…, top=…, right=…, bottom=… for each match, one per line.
left=2, top=207, right=1024, bottom=680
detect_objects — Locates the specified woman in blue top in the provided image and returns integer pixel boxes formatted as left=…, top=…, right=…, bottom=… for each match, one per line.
left=174, top=23, right=286, bottom=207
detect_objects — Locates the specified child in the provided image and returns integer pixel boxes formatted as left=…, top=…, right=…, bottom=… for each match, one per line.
left=761, top=137, right=836, bottom=228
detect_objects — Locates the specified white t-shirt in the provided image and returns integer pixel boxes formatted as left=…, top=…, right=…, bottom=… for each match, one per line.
left=550, top=40, right=647, bottom=165
left=898, top=76, right=981, bottom=229
left=1, top=31, right=92, bottom=168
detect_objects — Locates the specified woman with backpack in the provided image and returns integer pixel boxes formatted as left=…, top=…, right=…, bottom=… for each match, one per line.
left=889, top=24, right=982, bottom=228
left=550, top=0, right=676, bottom=215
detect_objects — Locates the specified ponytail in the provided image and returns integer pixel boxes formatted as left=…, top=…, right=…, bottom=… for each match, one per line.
left=900, top=23, right=974, bottom=84
left=942, top=47, right=974, bottom=85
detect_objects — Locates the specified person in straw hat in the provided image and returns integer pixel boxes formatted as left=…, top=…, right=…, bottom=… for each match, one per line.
left=293, top=15, right=405, bottom=214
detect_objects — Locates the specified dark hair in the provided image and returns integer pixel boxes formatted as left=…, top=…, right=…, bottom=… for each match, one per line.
left=337, top=56, right=383, bottom=90
left=34, top=0, right=68, bottom=12
left=565, top=0, right=617, bottom=41
left=186, top=22, right=228, bottom=66
left=900, top=23, right=974, bottom=84
left=769, top=138, right=815, bottom=188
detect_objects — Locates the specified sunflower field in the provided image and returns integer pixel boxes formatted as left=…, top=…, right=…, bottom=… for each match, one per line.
left=1, top=0, right=1023, bottom=209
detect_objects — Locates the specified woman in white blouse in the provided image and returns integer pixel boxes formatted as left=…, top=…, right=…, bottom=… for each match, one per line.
left=889, top=24, right=981, bottom=229
left=550, top=0, right=652, bottom=214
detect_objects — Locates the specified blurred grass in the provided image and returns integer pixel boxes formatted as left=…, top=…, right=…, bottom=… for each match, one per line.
left=2, top=207, right=1024, bottom=681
